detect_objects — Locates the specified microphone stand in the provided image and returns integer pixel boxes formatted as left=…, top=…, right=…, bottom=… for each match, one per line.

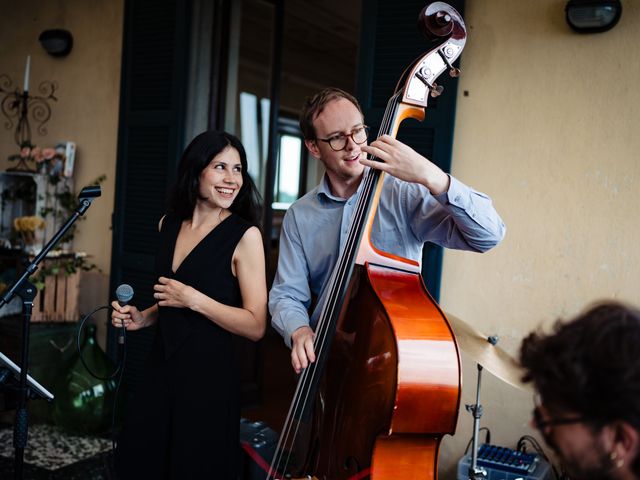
left=0, top=185, right=101, bottom=480
left=464, top=335, right=499, bottom=480
left=465, top=364, right=487, bottom=480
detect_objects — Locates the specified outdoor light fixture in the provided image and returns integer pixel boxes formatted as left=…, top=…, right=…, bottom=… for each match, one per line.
left=565, top=0, right=622, bottom=33
left=38, top=29, right=74, bottom=57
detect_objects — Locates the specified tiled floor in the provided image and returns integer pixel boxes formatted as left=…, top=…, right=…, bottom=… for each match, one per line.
left=0, top=424, right=114, bottom=479
left=0, top=424, right=112, bottom=470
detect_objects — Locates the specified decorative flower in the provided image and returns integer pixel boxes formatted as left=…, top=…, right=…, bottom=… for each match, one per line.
left=9, top=142, right=66, bottom=177
left=13, top=215, right=45, bottom=249
left=32, top=147, right=56, bottom=163
left=43, top=147, right=56, bottom=160
left=13, top=215, right=45, bottom=233
left=20, top=145, right=32, bottom=158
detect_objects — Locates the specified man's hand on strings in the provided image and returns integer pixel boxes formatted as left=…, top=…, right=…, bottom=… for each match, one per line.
left=360, top=135, right=450, bottom=195
left=291, top=325, right=316, bottom=374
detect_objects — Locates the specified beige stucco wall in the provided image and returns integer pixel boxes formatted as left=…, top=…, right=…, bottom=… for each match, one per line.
left=438, top=1, right=640, bottom=476
left=0, top=0, right=123, bottom=277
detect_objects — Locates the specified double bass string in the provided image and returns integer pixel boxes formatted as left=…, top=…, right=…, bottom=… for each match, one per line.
left=309, top=91, right=403, bottom=366
left=296, top=93, right=401, bottom=416
left=269, top=132, right=391, bottom=480
left=268, top=93, right=400, bottom=479
left=307, top=93, right=402, bottom=387
left=267, top=92, right=402, bottom=479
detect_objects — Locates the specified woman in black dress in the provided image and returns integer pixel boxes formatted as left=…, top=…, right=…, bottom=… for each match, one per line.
left=111, top=131, right=266, bottom=479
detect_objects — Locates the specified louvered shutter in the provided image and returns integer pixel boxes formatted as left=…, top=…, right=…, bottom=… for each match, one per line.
left=109, top=0, right=190, bottom=397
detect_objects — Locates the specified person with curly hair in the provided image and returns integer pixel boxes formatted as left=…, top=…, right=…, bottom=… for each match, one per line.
left=520, top=301, right=640, bottom=480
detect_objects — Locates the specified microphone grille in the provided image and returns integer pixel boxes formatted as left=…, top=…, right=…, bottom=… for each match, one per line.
left=115, top=284, right=134, bottom=303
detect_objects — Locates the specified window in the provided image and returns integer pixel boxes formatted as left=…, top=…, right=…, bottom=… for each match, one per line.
left=239, top=92, right=307, bottom=209
left=273, top=118, right=306, bottom=209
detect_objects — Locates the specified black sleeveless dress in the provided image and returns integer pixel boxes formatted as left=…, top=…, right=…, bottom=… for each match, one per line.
left=115, top=213, right=251, bottom=480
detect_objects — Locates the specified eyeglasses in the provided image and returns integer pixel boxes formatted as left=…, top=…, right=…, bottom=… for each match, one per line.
left=532, top=406, right=586, bottom=431
left=317, top=125, right=369, bottom=151
left=532, top=405, right=586, bottom=451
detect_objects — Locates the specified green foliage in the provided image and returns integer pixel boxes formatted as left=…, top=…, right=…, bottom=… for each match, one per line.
left=30, top=174, right=107, bottom=290
left=29, top=255, right=100, bottom=291
left=39, top=174, right=107, bottom=246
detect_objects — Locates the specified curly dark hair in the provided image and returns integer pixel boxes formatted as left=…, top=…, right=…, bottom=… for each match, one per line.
left=168, top=131, right=262, bottom=225
left=520, top=301, right=640, bottom=473
left=299, top=87, right=363, bottom=140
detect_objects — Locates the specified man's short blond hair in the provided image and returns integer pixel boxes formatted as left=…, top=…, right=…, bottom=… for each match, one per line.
left=299, top=87, right=363, bottom=140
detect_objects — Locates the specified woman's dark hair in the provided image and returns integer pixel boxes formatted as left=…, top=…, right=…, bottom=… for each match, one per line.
left=168, top=131, right=262, bottom=225
left=520, top=301, right=640, bottom=474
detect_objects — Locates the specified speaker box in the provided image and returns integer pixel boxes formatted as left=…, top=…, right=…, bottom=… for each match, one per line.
left=239, top=418, right=278, bottom=480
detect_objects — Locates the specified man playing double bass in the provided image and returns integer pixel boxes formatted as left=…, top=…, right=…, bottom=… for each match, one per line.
left=269, top=87, right=506, bottom=373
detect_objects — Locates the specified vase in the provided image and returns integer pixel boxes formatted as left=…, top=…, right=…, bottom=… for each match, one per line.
left=51, top=323, right=121, bottom=435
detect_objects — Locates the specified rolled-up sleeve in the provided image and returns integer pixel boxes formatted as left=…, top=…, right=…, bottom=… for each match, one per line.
left=409, top=175, right=506, bottom=252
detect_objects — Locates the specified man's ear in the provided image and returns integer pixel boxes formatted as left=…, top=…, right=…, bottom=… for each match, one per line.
left=610, top=421, right=640, bottom=469
left=305, top=139, right=320, bottom=159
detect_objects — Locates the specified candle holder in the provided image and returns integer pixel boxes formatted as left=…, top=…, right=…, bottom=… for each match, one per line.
left=0, top=74, right=58, bottom=172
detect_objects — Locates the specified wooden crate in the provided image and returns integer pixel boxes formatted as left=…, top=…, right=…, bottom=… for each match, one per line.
left=32, top=270, right=80, bottom=322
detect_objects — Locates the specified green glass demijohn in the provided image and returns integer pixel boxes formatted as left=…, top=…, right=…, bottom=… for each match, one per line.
left=52, top=323, right=119, bottom=434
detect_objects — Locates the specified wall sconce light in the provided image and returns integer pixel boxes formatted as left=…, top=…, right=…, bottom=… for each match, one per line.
left=565, top=0, right=622, bottom=33
left=38, top=29, right=74, bottom=57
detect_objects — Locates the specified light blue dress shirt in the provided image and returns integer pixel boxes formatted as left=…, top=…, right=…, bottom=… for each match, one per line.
left=269, top=172, right=506, bottom=347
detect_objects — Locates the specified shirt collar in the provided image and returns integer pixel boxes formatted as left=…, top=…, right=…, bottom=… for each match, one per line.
left=316, top=171, right=367, bottom=203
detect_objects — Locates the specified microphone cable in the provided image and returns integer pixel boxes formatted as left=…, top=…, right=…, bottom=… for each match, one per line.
left=76, top=304, right=127, bottom=451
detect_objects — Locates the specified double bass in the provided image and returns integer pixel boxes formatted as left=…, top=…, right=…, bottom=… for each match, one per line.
left=269, top=3, right=466, bottom=478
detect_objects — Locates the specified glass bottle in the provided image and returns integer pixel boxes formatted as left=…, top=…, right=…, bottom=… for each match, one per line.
left=52, top=323, right=119, bottom=435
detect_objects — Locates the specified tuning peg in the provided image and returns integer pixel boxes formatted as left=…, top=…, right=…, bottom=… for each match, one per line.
left=430, top=83, right=444, bottom=97
left=449, top=67, right=461, bottom=78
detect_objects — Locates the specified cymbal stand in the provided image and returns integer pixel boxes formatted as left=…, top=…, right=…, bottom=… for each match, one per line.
left=465, top=363, right=487, bottom=480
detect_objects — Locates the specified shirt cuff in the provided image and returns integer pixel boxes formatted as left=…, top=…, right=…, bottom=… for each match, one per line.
left=273, top=311, right=310, bottom=349
left=434, top=175, right=468, bottom=209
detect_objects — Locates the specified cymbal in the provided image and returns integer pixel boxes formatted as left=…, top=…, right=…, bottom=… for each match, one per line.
left=445, top=312, right=530, bottom=391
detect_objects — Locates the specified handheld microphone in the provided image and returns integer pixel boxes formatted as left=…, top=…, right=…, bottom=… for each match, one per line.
left=115, top=284, right=134, bottom=345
